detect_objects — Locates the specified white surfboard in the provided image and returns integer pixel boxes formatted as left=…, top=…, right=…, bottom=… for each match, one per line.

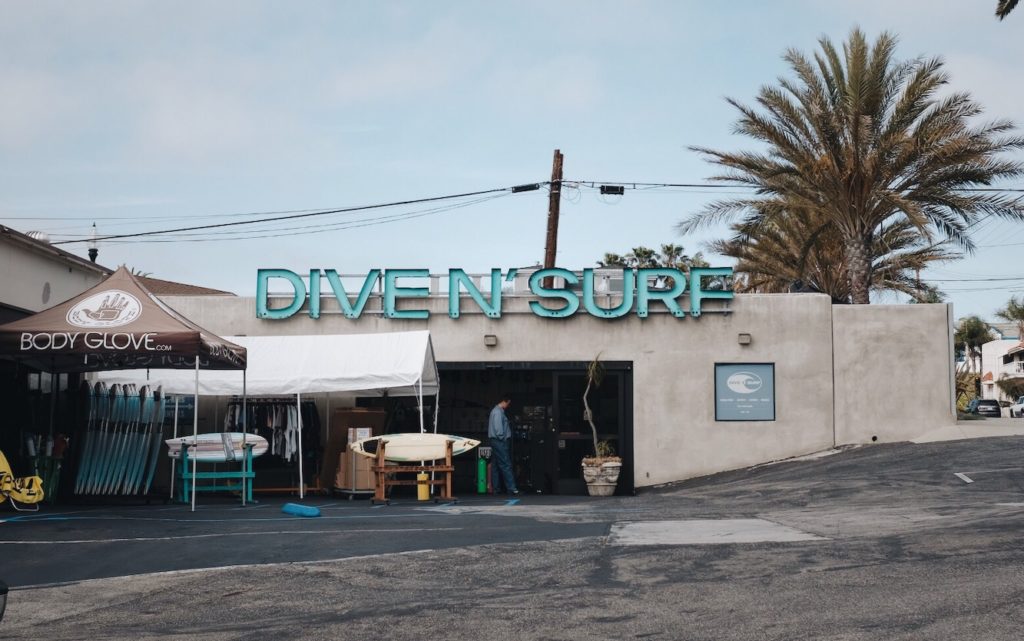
left=351, top=433, right=480, bottom=462
left=166, top=432, right=269, bottom=463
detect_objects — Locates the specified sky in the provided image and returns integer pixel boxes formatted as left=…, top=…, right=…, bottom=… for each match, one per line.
left=1, top=1, right=1022, bottom=322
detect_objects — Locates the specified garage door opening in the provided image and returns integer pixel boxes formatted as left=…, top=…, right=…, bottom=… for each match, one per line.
left=435, top=362, right=634, bottom=495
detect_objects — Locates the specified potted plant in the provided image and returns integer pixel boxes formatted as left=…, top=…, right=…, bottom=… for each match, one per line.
left=581, top=355, right=622, bottom=496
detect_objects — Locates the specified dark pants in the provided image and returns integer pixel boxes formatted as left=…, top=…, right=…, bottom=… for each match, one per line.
left=489, top=438, right=517, bottom=493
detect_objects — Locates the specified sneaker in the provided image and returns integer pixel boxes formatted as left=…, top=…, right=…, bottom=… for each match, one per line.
left=510, top=490, right=521, bottom=497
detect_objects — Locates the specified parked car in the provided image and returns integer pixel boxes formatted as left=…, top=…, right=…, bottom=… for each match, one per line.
left=1010, top=396, right=1024, bottom=418
left=969, top=398, right=1002, bottom=418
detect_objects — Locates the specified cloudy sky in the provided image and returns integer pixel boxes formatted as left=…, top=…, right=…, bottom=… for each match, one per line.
left=1, top=1, right=1022, bottom=321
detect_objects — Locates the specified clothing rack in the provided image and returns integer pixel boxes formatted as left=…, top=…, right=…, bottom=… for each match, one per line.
left=222, top=395, right=321, bottom=498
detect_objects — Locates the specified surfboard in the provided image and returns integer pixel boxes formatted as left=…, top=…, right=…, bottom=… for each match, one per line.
left=165, top=432, right=269, bottom=463
left=351, top=433, right=480, bottom=462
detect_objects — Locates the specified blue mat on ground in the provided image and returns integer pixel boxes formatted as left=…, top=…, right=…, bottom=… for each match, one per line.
left=281, top=502, right=321, bottom=518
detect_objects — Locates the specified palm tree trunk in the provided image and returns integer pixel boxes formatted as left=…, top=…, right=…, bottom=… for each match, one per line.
left=845, top=234, right=872, bottom=304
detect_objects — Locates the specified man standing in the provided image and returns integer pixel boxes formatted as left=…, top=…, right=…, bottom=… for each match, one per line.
left=487, top=393, right=519, bottom=496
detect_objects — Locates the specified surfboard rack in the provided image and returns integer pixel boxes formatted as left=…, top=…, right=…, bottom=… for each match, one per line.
left=370, top=439, right=457, bottom=505
left=173, top=443, right=256, bottom=505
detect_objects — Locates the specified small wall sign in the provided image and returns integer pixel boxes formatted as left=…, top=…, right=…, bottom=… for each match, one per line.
left=715, top=363, right=776, bottom=421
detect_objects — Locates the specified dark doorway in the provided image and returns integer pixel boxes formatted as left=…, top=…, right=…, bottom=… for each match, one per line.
left=434, top=361, right=633, bottom=495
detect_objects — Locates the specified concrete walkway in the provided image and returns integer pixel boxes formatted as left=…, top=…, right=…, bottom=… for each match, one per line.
left=912, top=417, right=1024, bottom=443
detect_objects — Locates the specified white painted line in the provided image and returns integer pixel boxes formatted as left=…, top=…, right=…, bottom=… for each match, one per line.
left=12, top=536, right=605, bottom=591
left=11, top=547, right=442, bottom=591
left=954, top=473, right=974, bottom=484
left=0, top=527, right=462, bottom=545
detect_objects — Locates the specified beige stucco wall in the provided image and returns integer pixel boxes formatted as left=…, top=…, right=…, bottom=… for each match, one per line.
left=0, top=240, right=105, bottom=313
left=161, top=292, right=953, bottom=488
left=832, top=304, right=956, bottom=445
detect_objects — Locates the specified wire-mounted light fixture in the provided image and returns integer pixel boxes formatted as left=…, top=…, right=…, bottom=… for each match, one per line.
left=88, top=222, right=98, bottom=263
left=599, top=185, right=625, bottom=196
left=511, top=183, right=541, bottom=193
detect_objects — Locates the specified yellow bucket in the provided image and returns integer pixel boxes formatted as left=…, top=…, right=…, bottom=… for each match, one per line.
left=416, top=472, right=430, bottom=501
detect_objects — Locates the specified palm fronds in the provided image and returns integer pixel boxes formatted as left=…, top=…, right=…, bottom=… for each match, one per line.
left=680, top=28, right=1024, bottom=303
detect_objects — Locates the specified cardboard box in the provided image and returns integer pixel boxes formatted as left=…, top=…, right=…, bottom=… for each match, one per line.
left=335, top=445, right=375, bottom=491
left=348, top=427, right=373, bottom=445
left=321, top=408, right=386, bottom=490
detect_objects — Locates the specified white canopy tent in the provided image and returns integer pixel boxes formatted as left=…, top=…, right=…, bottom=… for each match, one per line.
left=95, top=331, right=440, bottom=502
left=98, top=331, right=439, bottom=397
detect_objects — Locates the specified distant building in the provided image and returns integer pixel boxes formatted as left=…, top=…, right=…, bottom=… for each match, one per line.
left=0, top=225, right=109, bottom=322
left=989, top=321, right=1021, bottom=341
left=981, top=338, right=1020, bottom=400
left=0, top=224, right=235, bottom=322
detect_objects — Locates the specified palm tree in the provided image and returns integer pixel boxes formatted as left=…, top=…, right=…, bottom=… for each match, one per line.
left=597, top=244, right=707, bottom=270
left=627, top=246, right=658, bottom=268
left=995, top=295, right=1024, bottom=339
left=709, top=208, right=958, bottom=303
left=599, top=252, right=628, bottom=268
left=908, top=288, right=945, bottom=304
left=954, top=316, right=995, bottom=395
left=678, top=28, right=1024, bottom=304
left=997, top=0, right=1018, bottom=19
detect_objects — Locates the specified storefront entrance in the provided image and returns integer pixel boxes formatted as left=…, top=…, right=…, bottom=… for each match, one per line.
left=435, top=362, right=633, bottom=495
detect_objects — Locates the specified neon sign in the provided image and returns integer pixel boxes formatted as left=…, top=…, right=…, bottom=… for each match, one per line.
left=256, top=267, right=733, bottom=320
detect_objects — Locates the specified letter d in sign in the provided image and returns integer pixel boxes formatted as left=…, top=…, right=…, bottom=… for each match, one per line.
left=256, top=269, right=306, bottom=319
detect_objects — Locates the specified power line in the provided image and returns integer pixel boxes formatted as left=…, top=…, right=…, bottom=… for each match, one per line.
left=568, top=180, right=1024, bottom=193
left=25, top=179, right=1024, bottom=240
left=50, top=184, right=545, bottom=245
left=939, top=286, right=1024, bottom=292
left=926, top=277, right=1024, bottom=282
left=1, top=207, right=330, bottom=223
left=95, top=194, right=510, bottom=243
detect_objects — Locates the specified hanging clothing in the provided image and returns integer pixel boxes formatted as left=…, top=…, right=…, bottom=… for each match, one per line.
left=224, top=398, right=320, bottom=465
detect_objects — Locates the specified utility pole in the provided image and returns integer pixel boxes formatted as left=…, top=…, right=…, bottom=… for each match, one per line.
left=542, top=149, right=564, bottom=288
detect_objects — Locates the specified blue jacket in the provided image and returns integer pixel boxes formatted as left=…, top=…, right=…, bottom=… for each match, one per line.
left=488, top=404, right=511, bottom=440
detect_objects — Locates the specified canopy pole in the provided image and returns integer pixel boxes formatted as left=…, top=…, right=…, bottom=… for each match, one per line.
left=432, top=386, right=440, bottom=434
left=241, top=369, right=247, bottom=507
left=418, top=377, right=424, bottom=434
left=428, top=335, right=440, bottom=431
left=48, top=358, right=57, bottom=438
left=297, top=392, right=304, bottom=499
left=169, top=396, right=179, bottom=500
left=191, top=355, right=199, bottom=512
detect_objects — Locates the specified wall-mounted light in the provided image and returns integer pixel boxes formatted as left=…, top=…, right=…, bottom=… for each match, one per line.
left=484, top=334, right=498, bottom=347
left=738, top=333, right=752, bottom=345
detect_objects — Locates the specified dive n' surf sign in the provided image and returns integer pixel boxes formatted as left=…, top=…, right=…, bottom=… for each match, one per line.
left=256, top=267, right=733, bottom=320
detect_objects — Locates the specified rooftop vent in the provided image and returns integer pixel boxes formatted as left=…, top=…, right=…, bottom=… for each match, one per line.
left=26, top=230, right=51, bottom=244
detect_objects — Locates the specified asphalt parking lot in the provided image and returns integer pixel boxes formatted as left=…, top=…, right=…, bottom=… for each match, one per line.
left=4, top=432, right=1024, bottom=640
